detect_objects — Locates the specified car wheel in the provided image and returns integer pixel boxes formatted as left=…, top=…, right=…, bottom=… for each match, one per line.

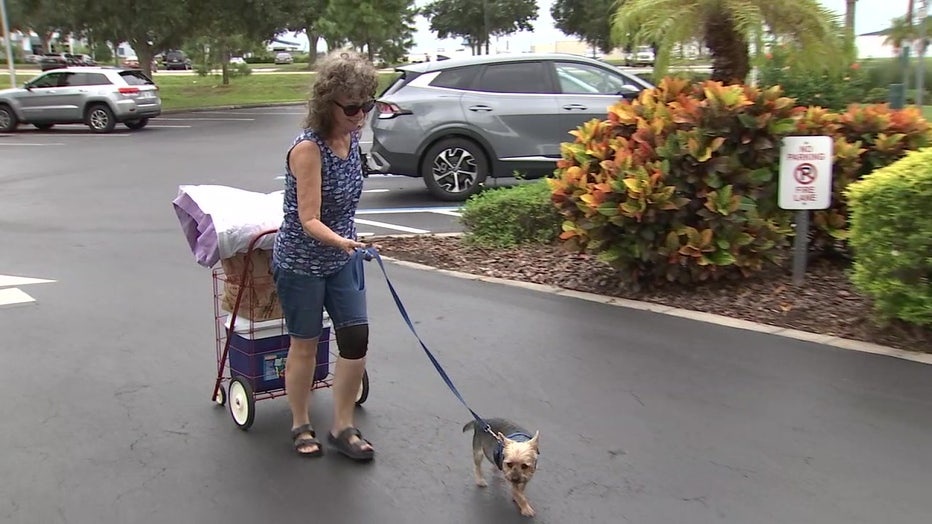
left=125, top=118, right=149, bottom=130
left=420, top=137, right=489, bottom=201
left=34, top=123, right=54, bottom=131
left=0, top=105, right=19, bottom=132
left=86, top=104, right=116, bottom=133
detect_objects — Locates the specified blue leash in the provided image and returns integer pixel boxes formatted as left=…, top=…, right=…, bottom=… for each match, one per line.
left=355, top=247, right=494, bottom=436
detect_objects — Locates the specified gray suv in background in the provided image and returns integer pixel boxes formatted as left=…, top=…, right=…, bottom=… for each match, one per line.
left=0, top=67, right=161, bottom=133
left=368, top=53, right=653, bottom=201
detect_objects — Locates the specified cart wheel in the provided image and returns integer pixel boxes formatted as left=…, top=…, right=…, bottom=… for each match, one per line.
left=355, top=370, right=369, bottom=406
left=229, top=376, right=255, bottom=430
left=214, top=385, right=227, bottom=406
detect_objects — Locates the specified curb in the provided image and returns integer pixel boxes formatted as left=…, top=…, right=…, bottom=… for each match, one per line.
left=366, top=236, right=931, bottom=365
left=161, top=101, right=305, bottom=115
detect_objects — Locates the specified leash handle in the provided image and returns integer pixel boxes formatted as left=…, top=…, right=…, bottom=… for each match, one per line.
left=360, top=247, right=490, bottom=430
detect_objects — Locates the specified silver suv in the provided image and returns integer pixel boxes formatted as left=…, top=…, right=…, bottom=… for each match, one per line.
left=0, top=67, right=162, bottom=133
left=368, top=53, right=653, bottom=201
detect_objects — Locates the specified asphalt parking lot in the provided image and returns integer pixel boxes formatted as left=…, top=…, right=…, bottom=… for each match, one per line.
left=2, top=107, right=932, bottom=524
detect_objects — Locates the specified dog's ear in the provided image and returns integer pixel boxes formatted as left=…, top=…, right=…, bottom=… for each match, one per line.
left=497, top=431, right=511, bottom=445
left=529, top=430, right=540, bottom=452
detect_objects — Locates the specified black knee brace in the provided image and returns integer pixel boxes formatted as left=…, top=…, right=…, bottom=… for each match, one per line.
left=335, top=324, right=369, bottom=360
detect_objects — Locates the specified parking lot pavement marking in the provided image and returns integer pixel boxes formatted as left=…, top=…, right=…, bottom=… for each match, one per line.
left=0, top=142, right=65, bottom=146
left=193, top=111, right=305, bottom=115
left=0, top=274, right=56, bottom=307
left=158, top=117, right=255, bottom=121
left=147, top=125, right=193, bottom=128
left=353, top=218, right=429, bottom=234
left=356, top=206, right=462, bottom=215
left=0, top=275, right=56, bottom=287
left=362, top=189, right=389, bottom=193
left=0, top=288, right=35, bottom=307
left=429, top=209, right=463, bottom=217
left=42, top=133, right=131, bottom=137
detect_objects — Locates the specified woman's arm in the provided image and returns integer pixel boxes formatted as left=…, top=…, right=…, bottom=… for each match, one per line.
left=290, top=140, right=365, bottom=254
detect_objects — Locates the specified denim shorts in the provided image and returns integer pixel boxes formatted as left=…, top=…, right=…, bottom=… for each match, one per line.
left=272, top=254, right=368, bottom=339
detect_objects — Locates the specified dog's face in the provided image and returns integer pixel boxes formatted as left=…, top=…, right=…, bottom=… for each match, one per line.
left=498, top=431, right=540, bottom=484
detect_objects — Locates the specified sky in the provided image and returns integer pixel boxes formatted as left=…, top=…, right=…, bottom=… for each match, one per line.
left=289, top=0, right=915, bottom=54
left=405, top=0, right=915, bottom=54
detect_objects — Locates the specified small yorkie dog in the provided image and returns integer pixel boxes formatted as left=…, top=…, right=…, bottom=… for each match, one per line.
left=464, top=417, right=540, bottom=517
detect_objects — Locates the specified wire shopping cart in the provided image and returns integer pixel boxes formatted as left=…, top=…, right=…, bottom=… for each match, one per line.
left=209, top=228, right=369, bottom=430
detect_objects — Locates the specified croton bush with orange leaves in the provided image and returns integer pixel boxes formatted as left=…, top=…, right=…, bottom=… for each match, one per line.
left=793, top=104, right=932, bottom=252
left=547, top=78, right=932, bottom=288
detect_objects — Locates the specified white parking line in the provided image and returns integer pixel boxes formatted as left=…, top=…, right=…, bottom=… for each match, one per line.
left=193, top=111, right=305, bottom=115
left=158, top=117, right=255, bottom=121
left=0, top=288, right=35, bottom=307
left=0, top=275, right=56, bottom=286
left=362, top=189, right=390, bottom=193
left=353, top=218, right=429, bottom=234
left=0, top=142, right=65, bottom=146
left=430, top=209, right=463, bottom=217
left=41, top=133, right=131, bottom=137
left=148, top=125, right=193, bottom=128
left=356, top=206, right=462, bottom=215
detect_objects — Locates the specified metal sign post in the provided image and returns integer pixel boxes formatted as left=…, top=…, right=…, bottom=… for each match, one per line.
left=778, top=136, right=834, bottom=285
left=0, top=0, right=16, bottom=88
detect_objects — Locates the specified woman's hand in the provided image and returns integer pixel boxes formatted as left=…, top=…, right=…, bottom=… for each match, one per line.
left=339, top=237, right=367, bottom=255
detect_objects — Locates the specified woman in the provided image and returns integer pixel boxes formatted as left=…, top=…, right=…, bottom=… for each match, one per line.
left=272, top=50, right=379, bottom=461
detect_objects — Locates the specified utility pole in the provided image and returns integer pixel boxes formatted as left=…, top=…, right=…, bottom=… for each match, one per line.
left=918, top=0, right=928, bottom=106
left=482, top=0, right=490, bottom=55
left=0, top=0, right=16, bottom=88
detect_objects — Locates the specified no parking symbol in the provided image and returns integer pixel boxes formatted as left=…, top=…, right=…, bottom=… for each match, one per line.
left=779, top=137, right=833, bottom=210
left=793, top=163, right=817, bottom=185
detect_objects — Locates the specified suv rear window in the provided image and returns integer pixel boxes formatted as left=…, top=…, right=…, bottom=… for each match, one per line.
left=120, top=71, right=155, bottom=85
left=473, top=62, right=553, bottom=94
left=430, top=66, right=481, bottom=90
left=380, top=71, right=418, bottom=97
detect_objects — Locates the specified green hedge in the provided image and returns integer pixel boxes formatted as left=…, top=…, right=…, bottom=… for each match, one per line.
left=460, top=180, right=562, bottom=248
left=846, top=148, right=932, bottom=326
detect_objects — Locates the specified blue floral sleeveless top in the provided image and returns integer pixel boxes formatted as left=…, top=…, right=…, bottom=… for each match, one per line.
left=273, top=129, right=363, bottom=277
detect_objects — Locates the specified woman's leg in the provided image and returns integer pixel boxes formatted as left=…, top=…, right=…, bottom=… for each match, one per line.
left=274, top=266, right=326, bottom=455
left=285, top=335, right=320, bottom=453
left=331, top=326, right=371, bottom=452
left=324, top=255, right=373, bottom=455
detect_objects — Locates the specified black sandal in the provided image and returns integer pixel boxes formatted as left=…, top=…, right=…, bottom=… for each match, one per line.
left=328, top=427, right=374, bottom=461
left=291, top=424, right=323, bottom=457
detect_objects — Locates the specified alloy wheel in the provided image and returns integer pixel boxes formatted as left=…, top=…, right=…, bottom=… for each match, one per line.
left=431, top=147, right=480, bottom=194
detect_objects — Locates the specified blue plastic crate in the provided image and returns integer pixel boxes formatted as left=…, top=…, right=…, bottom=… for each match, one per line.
left=226, top=316, right=331, bottom=393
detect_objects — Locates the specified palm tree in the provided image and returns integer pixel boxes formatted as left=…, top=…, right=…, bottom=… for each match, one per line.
left=883, top=16, right=917, bottom=53
left=612, top=0, right=843, bottom=84
left=844, top=0, right=857, bottom=60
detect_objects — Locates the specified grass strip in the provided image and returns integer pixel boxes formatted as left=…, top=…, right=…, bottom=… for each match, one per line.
left=0, top=72, right=398, bottom=112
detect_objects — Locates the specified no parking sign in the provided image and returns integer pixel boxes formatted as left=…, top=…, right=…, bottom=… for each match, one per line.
left=779, top=136, right=834, bottom=210
left=778, top=136, right=834, bottom=284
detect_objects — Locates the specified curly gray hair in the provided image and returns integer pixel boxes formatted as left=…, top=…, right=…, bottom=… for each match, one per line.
left=302, top=50, right=379, bottom=136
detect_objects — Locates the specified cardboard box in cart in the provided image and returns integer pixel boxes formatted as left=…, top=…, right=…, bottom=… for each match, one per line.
left=220, top=248, right=282, bottom=321
left=226, top=315, right=332, bottom=393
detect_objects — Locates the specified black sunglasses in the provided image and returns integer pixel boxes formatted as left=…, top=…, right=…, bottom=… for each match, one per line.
left=334, top=99, right=376, bottom=116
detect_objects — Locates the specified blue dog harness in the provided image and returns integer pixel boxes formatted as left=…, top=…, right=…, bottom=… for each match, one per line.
left=493, top=432, right=534, bottom=471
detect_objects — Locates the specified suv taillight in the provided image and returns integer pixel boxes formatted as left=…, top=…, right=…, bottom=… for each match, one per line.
left=118, top=87, right=140, bottom=97
left=377, top=101, right=409, bottom=119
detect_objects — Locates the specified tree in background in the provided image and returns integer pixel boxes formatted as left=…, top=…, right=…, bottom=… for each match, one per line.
left=6, top=0, right=84, bottom=53
left=320, top=0, right=416, bottom=64
left=421, top=0, right=538, bottom=55
left=612, top=0, right=843, bottom=84
left=551, top=0, right=619, bottom=55
left=190, top=0, right=295, bottom=84
left=73, top=0, right=194, bottom=76
left=283, top=0, right=329, bottom=69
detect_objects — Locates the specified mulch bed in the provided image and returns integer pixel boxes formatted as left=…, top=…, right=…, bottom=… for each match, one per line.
left=370, top=235, right=932, bottom=353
